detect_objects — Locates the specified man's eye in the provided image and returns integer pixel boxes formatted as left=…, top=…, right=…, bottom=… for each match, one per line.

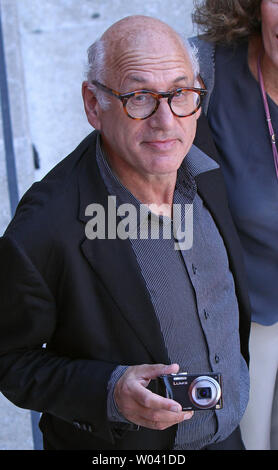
left=173, top=91, right=188, bottom=101
left=133, top=94, right=148, bottom=103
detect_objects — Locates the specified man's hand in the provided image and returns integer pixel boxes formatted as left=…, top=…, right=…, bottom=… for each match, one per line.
left=114, top=363, right=193, bottom=430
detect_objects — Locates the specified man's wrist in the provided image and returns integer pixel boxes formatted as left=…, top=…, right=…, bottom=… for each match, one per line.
left=107, top=365, right=129, bottom=423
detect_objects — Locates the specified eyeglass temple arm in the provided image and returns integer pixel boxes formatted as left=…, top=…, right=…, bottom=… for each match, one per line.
left=91, top=80, right=121, bottom=99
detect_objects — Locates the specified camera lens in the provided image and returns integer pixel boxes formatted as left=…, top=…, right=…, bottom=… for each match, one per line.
left=189, top=376, right=221, bottom=409
left=197, top=387, right=212, bottom=399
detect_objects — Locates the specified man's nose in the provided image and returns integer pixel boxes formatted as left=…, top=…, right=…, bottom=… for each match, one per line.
left=148, top=98, right=175, bottom=129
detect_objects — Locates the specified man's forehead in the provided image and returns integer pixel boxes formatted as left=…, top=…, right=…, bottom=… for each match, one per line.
left=101, top=16, right=189, bottom=78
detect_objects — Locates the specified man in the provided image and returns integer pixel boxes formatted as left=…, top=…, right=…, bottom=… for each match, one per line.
left=0, top=16, right=250, bottom=450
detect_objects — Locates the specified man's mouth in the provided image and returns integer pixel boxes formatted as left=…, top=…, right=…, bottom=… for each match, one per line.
left=143, top=139, right=178, bottom=151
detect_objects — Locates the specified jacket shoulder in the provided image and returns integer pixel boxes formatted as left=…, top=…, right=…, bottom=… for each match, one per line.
left=3, top=131, right=98, bottom=255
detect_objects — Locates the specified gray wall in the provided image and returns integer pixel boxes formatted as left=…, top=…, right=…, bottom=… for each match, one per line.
left=0, top=0, right=195, bottom=450
left=0, top=0, right=35, bottom=235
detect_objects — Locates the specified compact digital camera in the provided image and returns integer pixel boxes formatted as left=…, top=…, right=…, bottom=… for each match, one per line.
left=158, top=372, right=223, bottom=411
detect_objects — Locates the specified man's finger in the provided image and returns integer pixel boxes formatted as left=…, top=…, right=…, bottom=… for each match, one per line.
left=136, top=363, right=180, bottom=383
left=136, top=409, right=194, bottom=430
left=132, top=381, right=182, bottom=412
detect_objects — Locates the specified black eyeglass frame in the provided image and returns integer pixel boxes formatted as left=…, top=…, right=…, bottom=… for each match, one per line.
left=91, top=80, right=207, bottom=120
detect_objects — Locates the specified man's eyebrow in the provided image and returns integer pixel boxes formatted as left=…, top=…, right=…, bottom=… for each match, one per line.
left=126, top=76, right=147, bottom=84
left=173, top=75, right=190, bottom=84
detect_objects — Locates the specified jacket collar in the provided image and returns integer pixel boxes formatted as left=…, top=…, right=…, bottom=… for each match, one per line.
left=78, top=132, right=169, bottom=364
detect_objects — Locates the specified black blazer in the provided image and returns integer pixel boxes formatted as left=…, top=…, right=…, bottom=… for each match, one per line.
left=0, top=114, right=250, bottom=450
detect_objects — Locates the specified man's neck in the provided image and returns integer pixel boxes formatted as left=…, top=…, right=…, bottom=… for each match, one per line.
left=106, top=156, right=177, bottom=218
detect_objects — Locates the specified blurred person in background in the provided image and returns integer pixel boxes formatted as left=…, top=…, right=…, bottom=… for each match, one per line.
left=190, top=0, right=278, bottom=450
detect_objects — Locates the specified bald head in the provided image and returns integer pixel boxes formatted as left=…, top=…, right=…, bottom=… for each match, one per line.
left=102, top=15, right=185, bottom=56
left=86, top=15, right=199, bottom=108
left=102, top=14, right=179, bottom=38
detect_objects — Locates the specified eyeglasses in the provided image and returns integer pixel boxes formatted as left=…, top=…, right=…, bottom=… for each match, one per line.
left=91, top=80, right=207, bottom=120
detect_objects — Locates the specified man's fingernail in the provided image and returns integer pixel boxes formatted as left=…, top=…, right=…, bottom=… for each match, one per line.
left=183, top=411, right=193, bottom=420
left=170, top=405, right=180, bottom=412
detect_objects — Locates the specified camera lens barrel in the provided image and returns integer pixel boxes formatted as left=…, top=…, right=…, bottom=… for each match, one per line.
left=188, top=376, right=221, bottom=409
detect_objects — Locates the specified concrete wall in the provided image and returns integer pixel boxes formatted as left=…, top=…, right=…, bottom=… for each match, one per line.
left=0, top=0, right=195, bottom=450
left=0, top=0, right=34, bottom=235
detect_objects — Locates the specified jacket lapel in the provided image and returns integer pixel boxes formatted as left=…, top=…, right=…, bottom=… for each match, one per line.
left=77, top=134, right=169, bottom=364
left=196, top=168, right=249, bottom=297
left=196, top=169, right=233, bottom=243
left=194, top=113, right=248, bottom=293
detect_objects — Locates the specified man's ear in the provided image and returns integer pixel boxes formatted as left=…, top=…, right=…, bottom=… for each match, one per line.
left=82, top=81, right=102, bottom=130
left=196, top=73, right=205, bottom=89
left=195, top=75, right=205, bottom=120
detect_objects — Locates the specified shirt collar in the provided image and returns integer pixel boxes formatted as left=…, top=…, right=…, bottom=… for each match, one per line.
left=185, top=143, right=219, bottom=177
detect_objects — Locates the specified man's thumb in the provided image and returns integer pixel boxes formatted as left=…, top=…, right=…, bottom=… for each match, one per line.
left=139, top=363, right=180, bottom=381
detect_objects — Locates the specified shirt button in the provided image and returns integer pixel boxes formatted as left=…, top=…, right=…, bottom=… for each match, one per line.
left=192, top=263, right=197, bottom=275
left=215, top=355, right=220, bottom=364
left=73, top=421, right=81, bottom=429
left=204, top=309, right=209, bottom=319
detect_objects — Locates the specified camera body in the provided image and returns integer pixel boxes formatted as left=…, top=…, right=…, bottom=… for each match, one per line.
left=158, top=372, right=223, bottom=411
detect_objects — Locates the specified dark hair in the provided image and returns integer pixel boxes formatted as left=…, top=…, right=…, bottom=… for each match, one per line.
left=192, top=0, right=262, bottom=44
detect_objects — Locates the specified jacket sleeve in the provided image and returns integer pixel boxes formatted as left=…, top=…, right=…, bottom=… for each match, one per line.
left=0, top=235, right=116, bottom=443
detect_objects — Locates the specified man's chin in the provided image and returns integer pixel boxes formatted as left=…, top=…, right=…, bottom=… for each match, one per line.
left=147, top=159, right=184, bottom=176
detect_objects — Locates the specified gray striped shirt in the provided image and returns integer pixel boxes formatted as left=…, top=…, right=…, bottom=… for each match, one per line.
left=95, top=134, right=249, bottom=449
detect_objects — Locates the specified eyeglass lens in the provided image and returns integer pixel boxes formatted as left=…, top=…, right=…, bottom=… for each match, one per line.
left=125, top=90, right=200, bottom=119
